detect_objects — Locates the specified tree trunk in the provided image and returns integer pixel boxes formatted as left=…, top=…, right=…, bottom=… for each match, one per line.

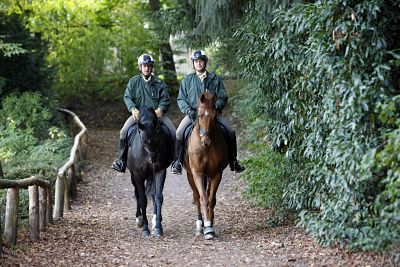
left=0, top=161, right=4, bottom=179
left=148, top=0, right=179, bottom=94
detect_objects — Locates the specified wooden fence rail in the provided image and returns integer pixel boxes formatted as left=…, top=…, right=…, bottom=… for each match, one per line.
left=0, top=108, right=88, bottom=249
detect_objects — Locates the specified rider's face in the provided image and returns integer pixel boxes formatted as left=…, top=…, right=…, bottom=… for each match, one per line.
left=193, top=59, right=206, bottom=72
left=140, top=64, right=153, bottom=77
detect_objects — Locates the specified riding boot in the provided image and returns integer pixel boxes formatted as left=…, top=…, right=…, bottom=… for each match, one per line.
left=112, top=138, right=128, bottom=172
left=230, top=134, right=245, bottom=173
left=171, top=139, right=183, bottom=175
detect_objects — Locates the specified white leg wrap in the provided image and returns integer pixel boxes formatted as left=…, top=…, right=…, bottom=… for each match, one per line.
left=204, top=221, right=211, bottom=227
left=152, top=214, right=157, bottom=229
left=196, top=219, right=203, bottom=229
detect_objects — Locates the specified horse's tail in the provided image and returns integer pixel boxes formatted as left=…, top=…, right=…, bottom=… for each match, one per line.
left=145, top=176, right=155, bottom=196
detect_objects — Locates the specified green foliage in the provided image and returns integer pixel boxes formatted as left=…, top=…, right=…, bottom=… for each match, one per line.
left=2, top=0, right=160, bottom=103
left=0, top=10, right=51, bottom=99
left=241, top=141, right=288, bottom=209
left=0, top=39, right=27, bottom=57
left=235, top=0, right=400, bottom=251
left=0, top=91, right=72, bottom=226
left=3, top=137, right=73, bottom=181
left=0, top=91, right=51, bottom=140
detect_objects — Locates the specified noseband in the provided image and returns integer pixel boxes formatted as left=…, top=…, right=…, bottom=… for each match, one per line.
left=197, top=127, right=210, bottom=138
left=196, top=104, right=215, bottom=138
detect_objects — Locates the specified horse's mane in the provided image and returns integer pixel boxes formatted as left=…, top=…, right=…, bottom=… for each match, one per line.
left=139, top=106, right=157, bottom=123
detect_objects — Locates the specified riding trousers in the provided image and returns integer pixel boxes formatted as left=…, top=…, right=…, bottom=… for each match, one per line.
left=175, top=114, right=235, bottom=141
left=120, top=115, right=176, bottom=140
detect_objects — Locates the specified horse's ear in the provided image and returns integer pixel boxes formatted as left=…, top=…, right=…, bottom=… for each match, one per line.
left=200, top=93, right=206, bottom=104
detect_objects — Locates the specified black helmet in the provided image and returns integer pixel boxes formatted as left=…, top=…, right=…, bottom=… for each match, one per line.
left=137, top=54, right=155, bottom=65
left=191, top=50, right=208, bottom=62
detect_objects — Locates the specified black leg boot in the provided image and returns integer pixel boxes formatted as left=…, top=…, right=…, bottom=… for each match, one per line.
left=171, top=139, right=183, bottom=175
left=112, top=138, right=128, bottom=172
left=231, top=134, right=245, bottom=173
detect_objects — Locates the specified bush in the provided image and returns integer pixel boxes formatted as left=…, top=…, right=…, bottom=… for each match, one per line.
left=0, top=92, right=73, bottom=226
left=0, top=91, right=51, bottom=140
left=235, top=0, right=400, bottom=251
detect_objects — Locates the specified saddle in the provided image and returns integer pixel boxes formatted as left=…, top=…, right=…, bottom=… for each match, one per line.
left=181, top=121, right=231, bottom=160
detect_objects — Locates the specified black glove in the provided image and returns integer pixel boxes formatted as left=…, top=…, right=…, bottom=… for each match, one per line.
left=187, top=109, right=197, bottom=122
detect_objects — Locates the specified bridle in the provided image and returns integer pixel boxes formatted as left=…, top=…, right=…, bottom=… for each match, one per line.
left=196, top=104, right=215, bottom=139
left=138, top=120, right=160, bottom=160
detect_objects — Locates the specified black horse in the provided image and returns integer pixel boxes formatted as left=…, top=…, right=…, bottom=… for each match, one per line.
left=127, top=106, right=173, bottom=237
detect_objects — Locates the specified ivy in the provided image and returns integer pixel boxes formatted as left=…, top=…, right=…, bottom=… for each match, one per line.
left=236, top=0, right=400, bottom=251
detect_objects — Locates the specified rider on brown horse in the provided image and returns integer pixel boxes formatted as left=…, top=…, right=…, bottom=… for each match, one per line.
left=112, top=54, right=176, bottom=172
left=171, top=50, right=245, bottom=175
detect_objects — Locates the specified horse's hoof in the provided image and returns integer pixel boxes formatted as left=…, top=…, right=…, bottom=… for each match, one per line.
left=204, top=233, right=215, bottom=240
left=151, top=228, right=163, bottom=237
left=195, top=229, right=203, bottom=236
left=203, top=226, right=215, bottom=240
left=142, top=230, right=150, bottom=238
left=136, top=217, right=144, bottom=228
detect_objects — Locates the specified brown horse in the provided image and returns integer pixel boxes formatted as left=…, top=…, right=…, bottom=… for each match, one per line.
left=183, top=91, right=230, bottom=240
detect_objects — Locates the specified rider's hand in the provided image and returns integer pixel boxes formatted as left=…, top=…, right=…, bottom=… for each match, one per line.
left=155, top=108, right=163, bottom=118
left=131, top=108, right=139, bottom=120
left=187, top=109, right=197, bottom=122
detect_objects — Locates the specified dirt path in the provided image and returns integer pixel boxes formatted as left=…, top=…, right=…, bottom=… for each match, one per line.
left=1, top=127, right=393, bottom=266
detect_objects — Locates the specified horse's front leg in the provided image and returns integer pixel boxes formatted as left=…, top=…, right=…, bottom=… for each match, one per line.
left=134, top=186, right=143, bottom=228
left=151, top=170, right=166, bottom=237
left=192, top=172, right=214, bottom=240
left=136, top=181, right=150, bottom=238
left=131, top=174, right=143, bottom=228
left=187, top=170, right=203, bottom=236
left=207, top=172, right=223, bottom=229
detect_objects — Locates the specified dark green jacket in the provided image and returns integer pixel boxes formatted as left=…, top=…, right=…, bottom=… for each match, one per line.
left=124, top=74, right=170, bottom=113
left=177, top=71, right=228, bottom=114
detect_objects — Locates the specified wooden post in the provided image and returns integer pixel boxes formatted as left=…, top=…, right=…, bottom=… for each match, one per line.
left=39, top=187, right=47, bottom=231
left=82, top=133, right=88, bottom=159
left=4, top=188, right=19, bottom=245
left=63, top=174, right=70, bottom=211
left=28, top=185, right=40, bottom=241
left=46, top=187, right=53, bottom=224
left=67, top=166, right=77, bottom=198
left=54, top=175, right=65, bottom=220
left=74, top=152, right=82, bottom=182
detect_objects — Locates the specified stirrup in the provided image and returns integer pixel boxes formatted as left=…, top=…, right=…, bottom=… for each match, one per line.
left=112, top=160, right=126, bottom=173
left=171, top=161, right=182, bottom=175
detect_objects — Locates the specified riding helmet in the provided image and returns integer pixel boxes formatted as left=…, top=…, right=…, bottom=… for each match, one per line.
left=138, top=54, right=155, bottom=65
left=191, top=50, right=208, bottom=62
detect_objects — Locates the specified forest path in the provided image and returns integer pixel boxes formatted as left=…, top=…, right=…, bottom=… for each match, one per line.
left=1, top=86, right=392, bottom=266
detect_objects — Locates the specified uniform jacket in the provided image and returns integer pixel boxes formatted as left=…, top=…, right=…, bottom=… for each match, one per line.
left=124, top=74, right=170, bottom=113
left=177, top=71, right=228, bottom=114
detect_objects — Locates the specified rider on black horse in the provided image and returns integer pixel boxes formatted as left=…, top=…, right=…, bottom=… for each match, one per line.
left=171, top=50, right=245, bottom=175
left=112, top=54, right=176, bottom=172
